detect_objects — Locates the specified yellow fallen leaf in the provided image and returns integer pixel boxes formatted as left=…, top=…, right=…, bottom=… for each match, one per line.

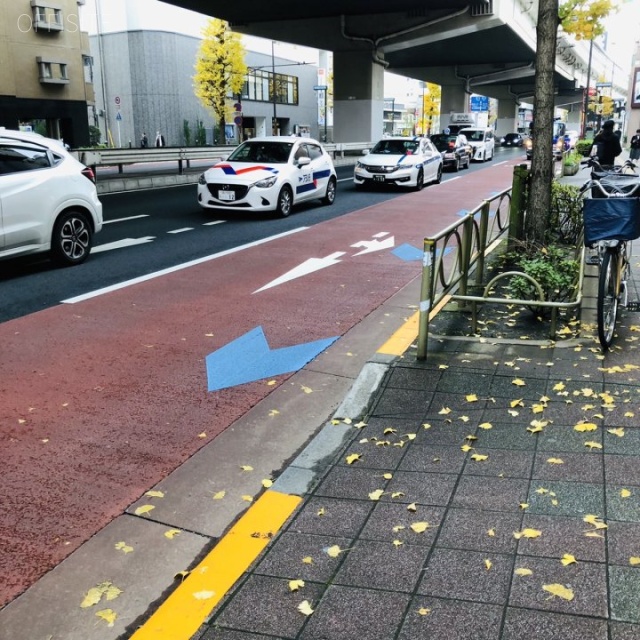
left=95, top=609, right=117, bottom=627
left=410, top=522, right=429, bottom=534
left=345, top=453, right=362, bottom=465
left=584, top=441, right=602, bottom=450
left=510, top=398, right=524, bottom=408
left=404, top=433, right=417, bottom=441
left=262, top=479, right=273, bottom=488
left=624, top=411, right=634, bottom=418
left=289, top=579, right=305, bottom=592
left=198, top=432, right=207, bottom=439
left=407, top=503, right=417, bottom=512
left=438, top=407, right=451, bottom=415
left=487, top=529, right=496, bottom=537
left=479, top=422, right=493, bottom=430
left=193, top=591, right=215, bottom=600
left=543, top=583, right=574, bottom=601
left=585, top=531, right=605, bottom=539
left=466, top=394, right=478, bottom=402
left=369, top=489, right=384, bottom=501
left=422, top=423, right=432, bottom=429
left=134, top=505, right=155, bottom=517
left=213, top=490, right=226, bottom=500
left=512, top=379, right=526, bottom=387
left=382, top=473, right=393, bottom=480
left=484, top=559, right=492, bottom=570
left=267, top=380, right=277, bottom=386
left=298, top=600, right=314, bottom=616
left=574, top=423, right=598, bottom=432
left=114, top=541, right=133, bottom=554
left=269, top=409, right=280, bottom=417
left=384, top=428, right=397, bottom=435
left=392, top=525, right=406, bottom=532
left=240, top=465, right=254, bottom=472
left=242, top=495, right=253, bottom=502
left=354, top=421, right=368, bottom=429
left=513, top=528, right=542, bottom=540
left=325, top=545, right=343, bottom=558
left=145, top=490, right=165, bottom=498
left=317, top=507, right=326, bottom=516
left=515, top=567, right=533, bottom=576
left=561, top=553, right=577, bottom=566
left=583, top=514, right=607, bottom=530
left=417, top=607, right=431, bottom=616
left=103, top=584, right=122, bottom=601
left=393, top=539, right=404, bottom=548
left=301, top=386, right=313, bottom=394
left=164, top=529, right=181, bottom=540
left=629, top=557, right=640, bottom=566
left=80, top=587, right=104, bottom=608
left=391, top=491, right=405, bottom=498
left=608, top=428, right=625, bottom=437
left=470, top=453, right=488, bottom=462
left=175, top=570, right=190, bottom=581
left=343, top=418, right=353, bottom=425
left=519, top=503, right=529, bottom=510
left=620, top=488, right=632, bottom=499
left=553, top=382, right=565, bottom=391
left=547, top=458, right=564, bottom=464
left=508, top=409, right=520, bottom=417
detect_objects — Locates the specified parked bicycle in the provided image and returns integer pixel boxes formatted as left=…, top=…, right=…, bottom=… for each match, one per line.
left=580, top=158, right=640, bottom=350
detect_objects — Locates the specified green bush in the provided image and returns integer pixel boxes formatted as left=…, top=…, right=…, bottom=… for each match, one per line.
left=575, top=139, right=592, bottom=157
left=547, top=180, right=582, bottom=245
left=183, top=119, right=192, bottom=146
left=563, top=150, right=581, bottom=166
left=503, top=244, right=579, bottom=314
left=88, top=126, right=102, bottom=146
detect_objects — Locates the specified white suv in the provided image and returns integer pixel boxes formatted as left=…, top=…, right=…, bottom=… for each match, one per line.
left=0, top=128, right=103, bottom=266
left=459, top=127, right=495, bottom=162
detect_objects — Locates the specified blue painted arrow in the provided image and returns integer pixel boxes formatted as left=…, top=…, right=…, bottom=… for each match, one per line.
left=206, top=326, right=339, bottom=392
left=392, top=243, right=453, bottom=262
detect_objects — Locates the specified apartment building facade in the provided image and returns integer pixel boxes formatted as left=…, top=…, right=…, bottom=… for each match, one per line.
left=0, top=0, right=94, bottom=146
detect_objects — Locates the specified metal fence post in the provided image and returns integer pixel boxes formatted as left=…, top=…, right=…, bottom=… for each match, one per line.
left=475, top=201, right=490, bottom=286
left=508, top=164, right=529, bottom=249
left=416, top=238, right=435, bottom=360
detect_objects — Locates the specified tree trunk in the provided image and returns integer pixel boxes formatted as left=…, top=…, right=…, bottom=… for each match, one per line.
left=526, top=0, right=559, bottom=246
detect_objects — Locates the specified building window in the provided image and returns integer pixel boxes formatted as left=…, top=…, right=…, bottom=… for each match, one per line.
left=83, top=55, right=94, bottom=83
left=36, top=57, right=69, bottom=84
left=242, top=69, right=298, bottom=106
left=31, top=1, right=64, bottom=32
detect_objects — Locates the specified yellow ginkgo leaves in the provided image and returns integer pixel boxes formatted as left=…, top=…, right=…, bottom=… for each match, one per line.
left=298, top=600, right=314, bottom=616
left=369, top=489, right=385, bottom=501
left=560, top=554, right=577, bottom=566
left=81, top=582, right=123, bottom=608
left=288, top=579, right=305, bottom=592
left=543, top=583, right=574, bottom=601
left=410, top=522, right=429, bottom=534
left=133, top=505, right=154, bottom=517
left=574, top=422, right=598, bottom=433
left=513, top=528, right=542, bottom=540
left=345, top=453, right=362, bottom=465
left=114, top=541, right=133, bottom=554
left=95, top=609, right=118, bottom=627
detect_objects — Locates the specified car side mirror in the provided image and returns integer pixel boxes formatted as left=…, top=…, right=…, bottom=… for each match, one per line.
left=297, top=156, right=311, bottom=167
left=362, top=149, right=369, bottom=155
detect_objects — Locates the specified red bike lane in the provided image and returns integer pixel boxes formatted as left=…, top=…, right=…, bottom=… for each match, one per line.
left=0, top=160, right=519, bottom=607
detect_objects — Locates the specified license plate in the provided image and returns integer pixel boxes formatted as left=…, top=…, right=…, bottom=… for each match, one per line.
left=373, top=175, right=385, bottom=182
left=218, top=190, right=235, bottom=201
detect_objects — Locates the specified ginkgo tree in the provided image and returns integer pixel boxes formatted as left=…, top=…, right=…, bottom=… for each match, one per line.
left=194, top=18, right=247, bottom=144
left=525, top=0, right=619, bottom=246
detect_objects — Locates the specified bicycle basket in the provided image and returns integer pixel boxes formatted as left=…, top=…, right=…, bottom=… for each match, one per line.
left=583, top=197, right=640, bottom=245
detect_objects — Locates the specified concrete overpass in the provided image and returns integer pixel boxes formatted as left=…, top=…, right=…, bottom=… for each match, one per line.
left=164, top=0, right=614, bottom=140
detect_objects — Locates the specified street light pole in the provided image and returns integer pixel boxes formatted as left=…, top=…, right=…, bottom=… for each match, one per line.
left=271, top=40, right=277, bottom=135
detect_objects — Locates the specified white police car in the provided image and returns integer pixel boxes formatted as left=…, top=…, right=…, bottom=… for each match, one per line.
left=197, top=136, right=337, bottom=217
left=353, top=136, right=443, bottom=190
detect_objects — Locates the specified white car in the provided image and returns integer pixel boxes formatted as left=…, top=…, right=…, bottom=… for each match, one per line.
left=353, top=136, right=443, bottom=190
left=0, top=128, right=103, bottom=266
left=197, top=136, right=337, bottom=217
left=458, top=127, right=495, bottom=162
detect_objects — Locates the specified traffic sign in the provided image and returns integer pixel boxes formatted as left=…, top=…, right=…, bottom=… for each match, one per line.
left=115, top=96, right=121, bottom=105
left=313, top=85, right=328, bottom=91
left=116, top=111, right=122, bottom=121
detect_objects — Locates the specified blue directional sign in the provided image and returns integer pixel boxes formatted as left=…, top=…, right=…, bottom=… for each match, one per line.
left=206, top=326, right=339, bottom=392
left=470, top=96, right=488, bottom=112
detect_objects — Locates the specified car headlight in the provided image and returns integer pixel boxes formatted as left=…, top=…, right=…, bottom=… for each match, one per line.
left=254, top=175, right=278, bottom=188
left=198, top=173, right=206, bottom=185
left=356, top=161, right=364, bottom=169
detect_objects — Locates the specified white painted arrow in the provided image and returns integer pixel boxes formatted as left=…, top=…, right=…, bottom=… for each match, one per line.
left=254, top=251, right=346, bottom=293
left=351, top=235, right=395, bottom=256
left=91, top=236, right=155, bottom=254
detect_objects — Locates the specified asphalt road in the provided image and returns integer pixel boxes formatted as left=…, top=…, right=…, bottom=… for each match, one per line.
left=0, top=148, right=525, bottom=324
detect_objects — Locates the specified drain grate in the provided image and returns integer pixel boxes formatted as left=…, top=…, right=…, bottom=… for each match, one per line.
left=625, top=301, right=640, bottom=312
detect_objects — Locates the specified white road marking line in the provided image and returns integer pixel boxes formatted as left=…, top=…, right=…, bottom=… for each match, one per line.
left=203, top=220, right=225, bottom=226
left=168, top=227, right=194, bottom=234
left=92, top=237, right=155, bottom=254
left=103, top=215, right=150, bottom=224
left=62, top=227, right=309, bottom=304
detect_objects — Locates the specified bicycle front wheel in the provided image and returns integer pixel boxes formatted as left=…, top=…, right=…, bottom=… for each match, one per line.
left=597, top=248, right=620, bottom=350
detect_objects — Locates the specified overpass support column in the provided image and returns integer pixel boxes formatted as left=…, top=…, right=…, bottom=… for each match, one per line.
left=333, top=51, right=384, bottom=142
left=439, top=85, right=469, bottom=126
left=495, top=100, right=519, bottom=137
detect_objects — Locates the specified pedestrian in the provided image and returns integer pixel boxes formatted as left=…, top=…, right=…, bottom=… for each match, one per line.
left=140, top=132, right=148, bottom=148
left=630, top=129, right=640, bottom=162
left=591, top=119, right=622, bottom=166
left=155, top=131, right=165, bottom=147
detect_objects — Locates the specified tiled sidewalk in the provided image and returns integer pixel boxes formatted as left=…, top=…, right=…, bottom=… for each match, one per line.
left=196, top=321, right=640, bottom=639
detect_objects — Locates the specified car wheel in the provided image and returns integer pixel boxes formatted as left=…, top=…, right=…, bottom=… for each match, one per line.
left=51, top=210, right=93, bottom=266
left=322, top=176, right=337, bottom=205
left=414, top=168, right=424, bottom=191
left=434, top=165, right=442, bottom=184
left=276, top=185, right=293, bottom=217
left=453, top=157, right=460, bottom=172
left=465, top=156, right=471, bottom=169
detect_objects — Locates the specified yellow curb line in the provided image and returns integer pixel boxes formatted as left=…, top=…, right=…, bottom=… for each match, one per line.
left=130, top=490, right=301, bottom=640
left=377, top=296, right=452, bottom=356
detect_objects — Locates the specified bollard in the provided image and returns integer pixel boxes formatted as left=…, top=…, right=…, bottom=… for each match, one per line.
left=416, top=238, right=436, bottom=360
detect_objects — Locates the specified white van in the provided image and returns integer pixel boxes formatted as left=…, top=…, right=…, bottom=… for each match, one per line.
left=459, top=127, right=495, bottom=162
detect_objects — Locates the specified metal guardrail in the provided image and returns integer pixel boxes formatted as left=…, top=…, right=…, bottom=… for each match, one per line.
left=415, top=188, right=585, bottom=360
left=71, top=142, right=373, bottom=175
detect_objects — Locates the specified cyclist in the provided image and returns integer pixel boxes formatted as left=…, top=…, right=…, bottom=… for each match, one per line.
left=591, top=119, right=622, bottom=167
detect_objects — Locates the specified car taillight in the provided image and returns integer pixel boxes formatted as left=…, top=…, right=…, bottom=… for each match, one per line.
left=81, top=166, right=96, bottom=183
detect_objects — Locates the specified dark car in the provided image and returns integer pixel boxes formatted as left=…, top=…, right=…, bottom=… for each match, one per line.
left=430, top=133, right=471, bottom=171
left=501, top=133, right=524, bottom=147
